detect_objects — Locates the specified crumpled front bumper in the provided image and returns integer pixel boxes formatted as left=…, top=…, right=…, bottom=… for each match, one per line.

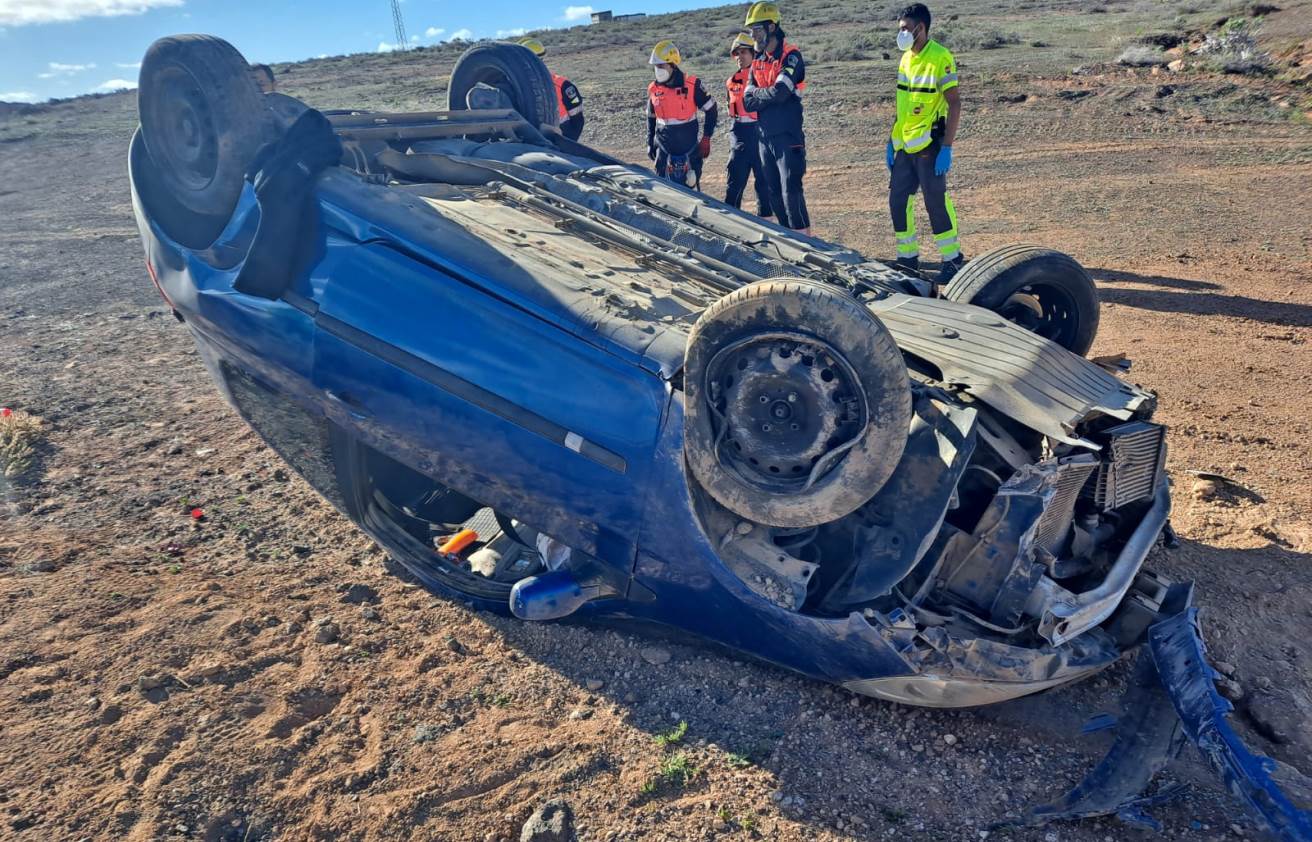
left=1017, top=583, right=1312, bottom=840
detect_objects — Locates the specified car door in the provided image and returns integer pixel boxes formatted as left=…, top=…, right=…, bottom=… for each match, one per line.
left=307, top=232, right=669, bottom=569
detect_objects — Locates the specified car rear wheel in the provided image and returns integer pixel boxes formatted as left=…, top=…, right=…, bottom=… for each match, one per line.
left=138, top=34, right=274, bottom=221
left=447, top=42, right=559, bottom=129
left=684, top=280, right=913, bottom=529
left=942, top=244, right=1100, bottom=356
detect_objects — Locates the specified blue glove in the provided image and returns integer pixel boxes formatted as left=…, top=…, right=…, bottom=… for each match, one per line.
left=885, top=140, right=895, bottom=171
left=934, top=145, right=953, bottom=176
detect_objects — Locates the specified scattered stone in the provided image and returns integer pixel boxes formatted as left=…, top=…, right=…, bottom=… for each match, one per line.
left=86, top=696, right=100, bottom=710
left=568, top=708, right=592, bottom=721
left=196, top=662, right=224, bottom=678
left=361, top=606, right=380, bottom=621
left=639, top=646, right=672, bottom=666
left=99, top=704, right=123, bottom=725
left=1255, top=676, right=1274, bottom=693
left=585, top=679, right=604, bottom=691
left=413, top=723, right=443, bottom=743
left=520, top=799, right=576, bottom=842
left=136, top=674, right=166, bottom=692
left=942, top=733, right=958, bottom=746
left=1244, top=693, right=1294, bottom=744
left=314, top=622, right=341, bottom=644
left=1214, top=660, right=1237, bottom=677
left=339, top=583, right=380, bottom=604
left=1192, top=479, right=1221, bottom=501
left=445, top=636, right=466, bottom=654
left=1217, top=678, right=1244, bottom=701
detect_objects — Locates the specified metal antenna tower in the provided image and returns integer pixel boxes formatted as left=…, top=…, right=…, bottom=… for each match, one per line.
left=390, top=0, right=408, bottom=50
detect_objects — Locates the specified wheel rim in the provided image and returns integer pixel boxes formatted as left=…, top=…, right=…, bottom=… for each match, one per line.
left=151, top=64, right=221, bottom=192
left=704, top=331, right=868, bottom=492
left=998, top=282, right=1081, bottom=348
left=470, top=67, right=521, bottom=114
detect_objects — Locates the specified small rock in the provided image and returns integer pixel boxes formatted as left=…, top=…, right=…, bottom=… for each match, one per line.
left=136, top=674, right=166, bottom=692
left=99, top=704, right=123, bottom=725
left=520, top=798, right=576, bottom=842
left=1217, top=679, right=1244, bottom=701
left=1192, top=479, right=1221, bottom=501
left=445, top=636, right=466, bottom=654
left=942, top=733, right=958, bottom=746
left=568, top=708, right=592, bottom=720
left=1255, top=676, right=1274, bottom=693
left=340, top=583, right=379, bottom=604
left=639, top=646, right=672, bottom=666
left=361, top=606, right=380, bottom=621
left=1214, top=661, right=1237, bottom=677
left=196, top=662, right=224, bottom=678
left=1167, top=58, right=1185, bottom=72
left=737, top=676, right=751, bottom=689
left=585, top=679, right=604, bottom=691
left=86, top=696, right=100, bottom=710
left=413, top=723, right=442, bottom=743
left=314, top=622, right=340, bottom=644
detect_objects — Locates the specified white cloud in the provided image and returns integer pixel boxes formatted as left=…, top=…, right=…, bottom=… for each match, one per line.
left=408, top=34, right=418, bottom=42
left=449, top=27, right=472, bottom=40
left=376, top=40, right=399, bottom=52
left=39, top=60, right=96, bottom=78
left=115, top=60, right=141, bottom=69
left=0, top=0, right=184, bottom=27
left=424, top=25, right=444, bottom=38
left=495, top=27, right=526, bottom=38
left=562, top=5, right=593, bottom=21
left=1, top=90, right=39, bottom=102
left=96, top=77, right=136, bottom=90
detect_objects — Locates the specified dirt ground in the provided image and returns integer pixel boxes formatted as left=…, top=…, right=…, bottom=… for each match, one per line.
left=2, top=0, right=1311, bottom=839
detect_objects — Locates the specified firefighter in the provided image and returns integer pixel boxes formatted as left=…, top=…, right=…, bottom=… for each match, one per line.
left=646, top=40, right=718, bottom=190
left=886, top=3, right=963, bottom=282
left=724, top=32, right=772, bottom=218
left=742, top=1, right=810, bottom=235
left=518, top=37, right=585, bottom=141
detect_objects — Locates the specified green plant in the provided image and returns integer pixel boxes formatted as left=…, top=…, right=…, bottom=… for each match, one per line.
left=0, top=410, right=43, bottom=479
left=726, top=751, right=752, bottom=769
left=654, top=720, right=688, bottom=747
left=659, top=751, right=696, bottom=787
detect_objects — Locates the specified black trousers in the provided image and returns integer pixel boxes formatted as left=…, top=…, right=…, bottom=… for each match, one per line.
left=759, top=133, right=809, bottom=230
left=725, top=121, right=771, bottom=217
left=888, top=138, right=959, bottom=259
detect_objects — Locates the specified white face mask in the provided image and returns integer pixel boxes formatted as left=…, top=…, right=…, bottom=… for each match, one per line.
left=654, top=66, right=672, bottom=83
left=897, top=28, right=916, bottom=50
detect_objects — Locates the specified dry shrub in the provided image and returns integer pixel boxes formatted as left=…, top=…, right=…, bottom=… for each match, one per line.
left=0, top=410, right=43, bottom=479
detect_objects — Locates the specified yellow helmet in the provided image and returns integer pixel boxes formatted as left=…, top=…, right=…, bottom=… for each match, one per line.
left=649, top=39, right=681, bottom=65
left=729, top=32, right=755, bottom=55
left=744, top=1, right=781, bottom=26
left=517, top=37, right=546, bottom=57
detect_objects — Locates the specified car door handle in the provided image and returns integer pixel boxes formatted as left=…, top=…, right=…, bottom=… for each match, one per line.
left=325, top=389, right=371, bottom=420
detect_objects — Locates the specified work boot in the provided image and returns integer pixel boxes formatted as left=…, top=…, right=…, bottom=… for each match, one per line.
left=934, top=255, right=965, bottom=284
left=893, top=255, right=920, bottom=273
left=756, top=205, right=773, bottom=218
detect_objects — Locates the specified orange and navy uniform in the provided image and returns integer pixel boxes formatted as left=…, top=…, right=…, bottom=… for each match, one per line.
left=743, top=37, right=805, bottom=142
left=646, top=67, right=718, bottom=157
left=726, top=67, right=757, bottom=123
left=551, top=72, right=585, bottom=141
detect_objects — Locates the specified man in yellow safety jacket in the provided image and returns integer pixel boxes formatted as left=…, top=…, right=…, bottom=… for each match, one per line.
left=518, top=37, right=585, bottom=141
left=886, top=3, right=963, bottom=282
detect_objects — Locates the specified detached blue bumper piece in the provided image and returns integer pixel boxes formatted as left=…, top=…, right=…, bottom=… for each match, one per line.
left=1018, top=584, right=1312, bottom=841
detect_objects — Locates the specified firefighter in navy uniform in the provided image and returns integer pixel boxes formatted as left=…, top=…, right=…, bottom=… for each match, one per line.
left=742, top=1, right=810, bottom=235
left=518, top=37, right=585, bottom=141
left=724, top=33, right=772, bottom=218
left=646, top=40, right=718, bottom=189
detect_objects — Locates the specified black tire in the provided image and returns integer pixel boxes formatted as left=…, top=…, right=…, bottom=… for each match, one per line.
left=684, top=280, right=913, bottom=529
left=138, top=34, right=274, bottom=219
left=943, top=244, right=1100, bottom=356
left=447, top=42, right=559, bottom=129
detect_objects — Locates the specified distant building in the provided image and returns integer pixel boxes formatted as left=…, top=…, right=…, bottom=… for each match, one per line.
left=589, top=10, right=645, bottom=23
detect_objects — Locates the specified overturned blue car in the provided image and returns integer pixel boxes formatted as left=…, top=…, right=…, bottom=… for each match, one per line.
left=129, top=35, right=1310, bottom=839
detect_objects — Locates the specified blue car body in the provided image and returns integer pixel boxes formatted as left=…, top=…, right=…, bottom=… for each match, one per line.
left=128, top=76, right=1310, bottom=836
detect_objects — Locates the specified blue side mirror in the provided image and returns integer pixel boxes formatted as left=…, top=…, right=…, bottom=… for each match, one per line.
left=510, top=570, right=594, bottom=621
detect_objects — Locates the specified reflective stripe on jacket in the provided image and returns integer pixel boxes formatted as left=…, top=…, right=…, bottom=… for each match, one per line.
left=750, top=43, right=807, bottom=95
left=553, top=73, right=583, bottom=120
left=892, top=39, right=958, bottom=153
left=649, top=74, right=703, bottom=126
left=726, top=67, right=757, bottom=122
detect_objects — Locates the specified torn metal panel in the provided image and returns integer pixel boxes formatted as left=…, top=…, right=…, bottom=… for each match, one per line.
left=868, top=294, right=1153, bottom=445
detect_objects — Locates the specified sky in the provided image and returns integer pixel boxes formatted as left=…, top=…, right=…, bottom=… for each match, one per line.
left=0, top=0, right=714, bottom=103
